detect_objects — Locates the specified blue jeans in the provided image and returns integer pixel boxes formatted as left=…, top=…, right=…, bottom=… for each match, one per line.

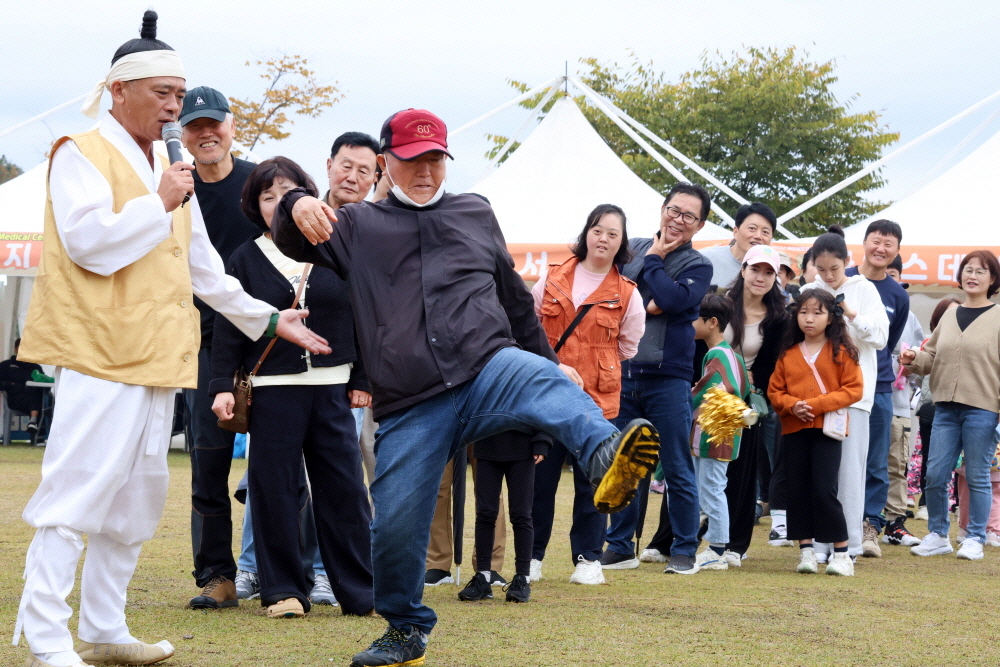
left=370, top=347, right=617, bottom=634
left=606, top=376, right=699, bottom=558
left=694, top=457, right=730, bottom=545
left=926, top=403, right=998, bottom=543
left=864, top=392, right=893, bottom=532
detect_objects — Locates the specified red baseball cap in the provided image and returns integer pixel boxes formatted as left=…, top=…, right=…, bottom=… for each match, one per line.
left=380, top=108, right=453, bottom=160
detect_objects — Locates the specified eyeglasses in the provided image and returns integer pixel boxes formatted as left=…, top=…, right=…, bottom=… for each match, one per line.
left=663, top=206, right=702, bottom=226
left=962, top=267, right=990, bottom=278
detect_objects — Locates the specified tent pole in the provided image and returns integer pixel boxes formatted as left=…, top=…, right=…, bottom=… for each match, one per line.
left=568, top=76, right=737, bottom=228
left=0, top=93, right=88, bottom=138
left=479, top=85, right=561, bottom=179
left=451, top=76, right=564, bottom=139
left=777, top=87, right=1000, bottom=225
left=900, top=105, right=1000, bottom=200
left=576, top=80, right=751, bottom=208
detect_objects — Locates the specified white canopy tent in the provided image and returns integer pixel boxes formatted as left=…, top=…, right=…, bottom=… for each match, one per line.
left=842, top=126, right=1000, bottom=245
left=469, top=97, right=731, bottom=276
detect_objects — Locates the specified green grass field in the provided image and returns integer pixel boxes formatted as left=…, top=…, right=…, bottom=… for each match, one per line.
left=1, top=446, right=997, bottom=666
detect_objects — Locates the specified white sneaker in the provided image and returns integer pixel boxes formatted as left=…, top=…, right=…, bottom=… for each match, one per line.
left=956, top=528, right=967, bottom=544
left=722, top=550, right=742, bottom=568
left=986, top=531, right=1000, bottom=548
left=639, top=548, right=667, bottom=563
left=914, top=506, right=928, bottom=521
left=694, top=549, right=728, bottom=571
left=956, top=537, right=985, bottom=561
left=910, top=532, right=953, bottom=557
left=825, top=552, right=855, bottom=576
left=568, top=555, right=605, bottom=585
left=815, top=552, right=829, bottom=564
left=529, top=559, right=543, bottom=582
left=796, top=547, right=818, bottom=574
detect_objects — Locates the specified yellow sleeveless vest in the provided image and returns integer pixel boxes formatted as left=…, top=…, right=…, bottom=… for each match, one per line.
left=18, top=130, right=200, bottom=388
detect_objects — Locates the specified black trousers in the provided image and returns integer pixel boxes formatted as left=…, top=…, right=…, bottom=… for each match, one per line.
left=724, top=421, right=761, bottom=555
left=917, top=403, right=934, bottom=507
left=186, top=346, right=237, bottom=587
left=6, top=386, right=43, bottom=414
left=475, top=457, right=535, bottom=577
left=768, top=416, right=789, bottom=512
left=531, top=442, right=604, bottom=564
left=784, top=428, right=848, bottom=544
left=249, top=384, right=374, bottom=614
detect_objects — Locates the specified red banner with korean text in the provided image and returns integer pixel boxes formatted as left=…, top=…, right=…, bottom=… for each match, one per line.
left=0, top=232, right=43, bottom=276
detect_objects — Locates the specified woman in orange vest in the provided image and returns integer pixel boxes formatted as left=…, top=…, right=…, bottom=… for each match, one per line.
left=528, top=203, right=646, bottom=586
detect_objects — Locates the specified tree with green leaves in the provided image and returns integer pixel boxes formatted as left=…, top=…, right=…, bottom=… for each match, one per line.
left=228, top=55, right=343, bottom=151
left=492, top=48, right=899, bottom=237
left=0, top=155, right=22, bottom=185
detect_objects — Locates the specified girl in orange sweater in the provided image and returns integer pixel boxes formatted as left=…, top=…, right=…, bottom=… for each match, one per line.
left=768, top=289, right=864, bottom=576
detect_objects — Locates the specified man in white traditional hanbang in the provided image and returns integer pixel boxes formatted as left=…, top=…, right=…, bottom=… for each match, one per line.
left=12, top=11, right=330, bottom=667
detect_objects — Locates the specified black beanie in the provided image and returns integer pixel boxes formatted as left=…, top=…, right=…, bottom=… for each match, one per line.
left=110, top=10, right=174, bottom=65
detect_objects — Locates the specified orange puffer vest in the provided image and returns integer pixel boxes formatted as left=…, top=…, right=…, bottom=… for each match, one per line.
left=539, top=258, right=636, bottom=418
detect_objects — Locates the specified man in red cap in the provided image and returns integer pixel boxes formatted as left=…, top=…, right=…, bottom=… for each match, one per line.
left=271, top=108, right=659, bottom=667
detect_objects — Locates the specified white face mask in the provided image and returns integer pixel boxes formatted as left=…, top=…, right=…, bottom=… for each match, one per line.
left=383, top=162, right=446, bottom=208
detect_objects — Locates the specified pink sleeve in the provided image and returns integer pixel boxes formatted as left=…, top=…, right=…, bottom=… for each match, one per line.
left=530, top=274, right=546, bottom=319
left=617, top=290, right=647, bottom=360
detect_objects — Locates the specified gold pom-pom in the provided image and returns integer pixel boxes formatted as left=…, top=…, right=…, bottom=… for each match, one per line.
left=697, top=385, right=751, bottom=445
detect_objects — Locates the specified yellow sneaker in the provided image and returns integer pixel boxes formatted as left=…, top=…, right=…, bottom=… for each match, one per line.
left=590, top=419, right=659, bottom=514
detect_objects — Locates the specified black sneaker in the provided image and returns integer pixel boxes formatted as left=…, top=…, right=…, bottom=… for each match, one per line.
left=503, top=574, right=530, bottom=603
left=457, top=572, right=493, bottom=601
left=25, top=421, right=38, bottom=433
left=588, top=418, right=659, bottom=514
left=599, top=549, right=640, bottom=570
left=488, top=570, right=507, bottom=587
left=423, top=569, right=453, bottom=586
left=350, top=626, right=428, bottom=667
left=664, top=553, right=700, bottom=575
left=882, top=516, right=921, bottom=546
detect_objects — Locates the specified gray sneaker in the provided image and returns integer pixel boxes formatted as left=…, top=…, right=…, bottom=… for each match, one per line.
left=310, top=573, right=338, bottom=606
left=234, top=569, right=260, bottom=600
left=664, top=553, right=700, bottom=575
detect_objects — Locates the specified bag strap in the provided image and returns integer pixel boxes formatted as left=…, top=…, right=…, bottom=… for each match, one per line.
left=249, top=263, right=313, bottom=379
left=553, top=303, right=596, bottom=354
left=799, top=341, right=828, bottom=394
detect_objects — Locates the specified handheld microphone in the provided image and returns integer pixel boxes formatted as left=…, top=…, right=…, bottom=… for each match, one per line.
left=161, top=121, right=190, bottom=206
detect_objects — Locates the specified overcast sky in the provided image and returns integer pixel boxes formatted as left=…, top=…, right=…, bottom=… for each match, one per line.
left=2, top=0, right=999, bottom=220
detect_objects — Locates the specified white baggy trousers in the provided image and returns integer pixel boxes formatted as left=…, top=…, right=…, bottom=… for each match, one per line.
left=13, top=368, right=176, bottom=654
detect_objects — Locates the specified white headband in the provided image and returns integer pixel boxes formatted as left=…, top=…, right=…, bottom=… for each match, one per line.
left=81, top=50, right=185, bottom=119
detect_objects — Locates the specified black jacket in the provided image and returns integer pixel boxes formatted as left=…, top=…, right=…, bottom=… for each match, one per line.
left=209, top=237, right=369, bottom=396
left=272, top=190, right=558, bottom=420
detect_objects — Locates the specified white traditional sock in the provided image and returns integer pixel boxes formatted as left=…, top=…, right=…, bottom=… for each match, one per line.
left=38, top=651, right=81, bottom=667
left=771, top=510, right=787, bottom=529
left=111, top=634, right=139, bottom=644
left=479, top=571, right=491, bottom=583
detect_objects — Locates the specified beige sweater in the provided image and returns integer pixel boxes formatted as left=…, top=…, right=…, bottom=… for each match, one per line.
left=907, top=305, right=1000, bottom=414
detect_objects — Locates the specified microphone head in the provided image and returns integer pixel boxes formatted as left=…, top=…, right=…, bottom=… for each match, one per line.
left=161, top=121, right=182, bottom=142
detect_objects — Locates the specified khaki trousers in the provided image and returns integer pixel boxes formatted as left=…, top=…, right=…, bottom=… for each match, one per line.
left=885, top=415, right=912, bottom=521
left=426, top=455, right=505, bottom=571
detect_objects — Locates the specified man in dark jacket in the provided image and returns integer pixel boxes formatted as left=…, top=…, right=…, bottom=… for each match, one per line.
left=271, top=108, right=659, bottom=667
left=602, top=183, right=714, bottom=576
left=179, top=86, right=262, bottom=610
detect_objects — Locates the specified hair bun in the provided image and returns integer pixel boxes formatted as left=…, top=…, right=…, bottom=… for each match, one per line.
left=140, top=10, right=158, bottom=39
left=827, top=224, right=845, bottom=238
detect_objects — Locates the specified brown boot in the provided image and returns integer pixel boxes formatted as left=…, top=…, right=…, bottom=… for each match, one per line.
left=188, top=575, right=238, bottom=609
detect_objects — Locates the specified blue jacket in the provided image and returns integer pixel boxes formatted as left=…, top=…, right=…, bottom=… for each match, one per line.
left=846, top=267, right=910, bottom=393
left=620, top=237, right=713, bottom=381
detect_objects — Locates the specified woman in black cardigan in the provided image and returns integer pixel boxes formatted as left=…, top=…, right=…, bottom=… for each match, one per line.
left=721, top=244, right=789, bottom=561
left=211, top=157, right=373, bottom=618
